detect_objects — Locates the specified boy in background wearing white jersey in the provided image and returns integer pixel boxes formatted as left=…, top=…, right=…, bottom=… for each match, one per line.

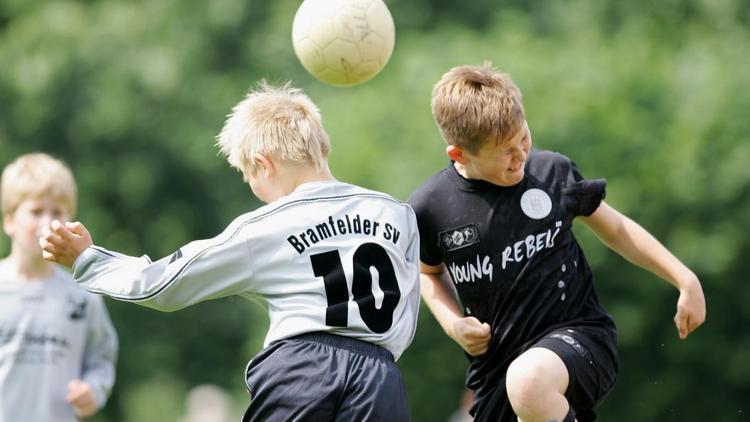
left=0, top=153, right=118, bottom=422
left=41, top=82, right=421, bottom=421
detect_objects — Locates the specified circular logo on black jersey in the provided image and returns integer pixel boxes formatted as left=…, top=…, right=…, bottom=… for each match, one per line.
left=520, top=188, right=552, bottom=219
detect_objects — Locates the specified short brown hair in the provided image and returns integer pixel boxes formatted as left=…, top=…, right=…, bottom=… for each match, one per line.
left=1, top=153, right=77, bottom=217
left=431, top=63, right=525, bottom=153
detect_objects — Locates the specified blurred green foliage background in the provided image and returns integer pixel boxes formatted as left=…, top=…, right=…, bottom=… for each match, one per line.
left=1, top=0, right=749, bottom=420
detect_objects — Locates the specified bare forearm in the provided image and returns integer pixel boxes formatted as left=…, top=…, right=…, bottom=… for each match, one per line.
left=420, top=270, right=492, bottom=354
left=583, top=202, right=706, bottom=338
left=603, top=216, right=697, bottom=289
left=420, top=272, right=464, bottom=338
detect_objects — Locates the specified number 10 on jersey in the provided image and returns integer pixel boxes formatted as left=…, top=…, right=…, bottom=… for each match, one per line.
left=310, top=243, right=401, bottom=334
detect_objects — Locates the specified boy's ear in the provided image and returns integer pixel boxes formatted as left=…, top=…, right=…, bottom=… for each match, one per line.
left=252, top=153, right=276, bottom=178
left=446, top=145, right=469, bottom=164
left=2, top=214, right=14, bottom=237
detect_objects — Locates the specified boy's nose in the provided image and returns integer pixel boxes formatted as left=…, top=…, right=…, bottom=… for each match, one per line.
left=38, top=214, right=54, bottom=228
left=513, top=148, right=527, bottom=163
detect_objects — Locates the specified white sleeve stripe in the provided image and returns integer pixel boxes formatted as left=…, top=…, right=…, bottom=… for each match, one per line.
left=90, top=246, right=118, bottom=258
left=88, top=192, right=410, bottom=301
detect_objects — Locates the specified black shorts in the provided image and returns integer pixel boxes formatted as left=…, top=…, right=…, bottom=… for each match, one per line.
left=534, top=327, right=619, bottom=422
left=242, top=332, right=410, bottom=422
left=472, top=326, right=618, bottom=422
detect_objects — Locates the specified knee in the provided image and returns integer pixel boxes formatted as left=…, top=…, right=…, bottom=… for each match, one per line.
left=505, top=357, right=551, bottom=413
left=505, top=349, right=568, bottom=418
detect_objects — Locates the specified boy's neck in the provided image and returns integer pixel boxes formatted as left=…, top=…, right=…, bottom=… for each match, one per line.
left=453, top=161, right=486, bottom=183
left=2, top=250, right=54, bottom=281
left=453, top=161, right=472, bottom=179
left=281, top=164, right=335, bottom=197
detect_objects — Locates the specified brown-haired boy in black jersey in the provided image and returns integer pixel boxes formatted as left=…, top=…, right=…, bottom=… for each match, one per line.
left=409, top=63, right=706, bottom=422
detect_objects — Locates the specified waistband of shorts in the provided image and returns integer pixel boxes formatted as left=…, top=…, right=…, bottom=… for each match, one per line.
left=289, top=331, right=394, bottom=361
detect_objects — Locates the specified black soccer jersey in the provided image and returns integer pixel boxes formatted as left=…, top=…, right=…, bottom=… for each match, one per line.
left=409, top=149, right=617, bottom=399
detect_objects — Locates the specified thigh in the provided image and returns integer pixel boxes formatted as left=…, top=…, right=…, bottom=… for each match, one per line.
left=334, top=352, right=411, bottom=422
left=534, top=327, right=618, bottom=418
left=242, top=339, right=344, bottom=422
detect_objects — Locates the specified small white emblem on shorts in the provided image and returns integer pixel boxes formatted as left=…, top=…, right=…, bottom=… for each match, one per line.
left=520, top=188, right=552, bottom=220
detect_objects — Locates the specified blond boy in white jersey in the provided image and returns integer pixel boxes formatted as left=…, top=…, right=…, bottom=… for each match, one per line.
left=41, top=82, right=421, bottom=421
left=0, top=153, right=118, bottom=422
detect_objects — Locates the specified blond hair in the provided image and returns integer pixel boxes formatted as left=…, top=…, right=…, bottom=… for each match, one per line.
left=431, top=62, right=525, bottom=153
left=1, top=153, right=77, bottom=217
left=216, top=81, right=331, bottom=175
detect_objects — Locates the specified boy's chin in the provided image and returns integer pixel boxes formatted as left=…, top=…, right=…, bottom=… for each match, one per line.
left=23, top=245, right=47, bottom=260
left=506, top=170, right=525, bottom=185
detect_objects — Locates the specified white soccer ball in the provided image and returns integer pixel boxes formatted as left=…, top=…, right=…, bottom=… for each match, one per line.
left=292, top=0, right=395, bottom=87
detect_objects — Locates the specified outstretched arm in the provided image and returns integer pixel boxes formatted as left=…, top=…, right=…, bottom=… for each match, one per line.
left=420, top=262, right=491, bottom=356
left=40, top=219, right=253, bottom=312
left=579, top=201, right=706, bottom=339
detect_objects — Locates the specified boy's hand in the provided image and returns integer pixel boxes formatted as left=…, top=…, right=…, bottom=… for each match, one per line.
left=66, top=379, right=97, bottom=418
left=451, top=316, right=492, bottom=356
left=39, top=220, right=93, bottom=268
left=674, top=277, right=706, bottom=339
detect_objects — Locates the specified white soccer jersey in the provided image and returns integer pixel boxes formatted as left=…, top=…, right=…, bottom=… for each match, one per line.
left=0, top=265, right=118, bottom=422
left=73, top=180, right=420, bottom=359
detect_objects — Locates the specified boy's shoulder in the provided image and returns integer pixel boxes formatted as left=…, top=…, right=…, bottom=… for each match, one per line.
left=528, top=148, right=572, bottom=168
left=526, top=148, right=577, bottom=180
left=408, top=164, right=452, bottom=204
left=50, top=266, right=98, bottom=296
left=48, top=264, right=75, bottom=283
left=0, top=261, right=75, bottom=288
left=329, top=181, right=404, bottom=203
left=231, top=180, right=412, bottom=228
left=280, top=181, right=409, bottom=210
